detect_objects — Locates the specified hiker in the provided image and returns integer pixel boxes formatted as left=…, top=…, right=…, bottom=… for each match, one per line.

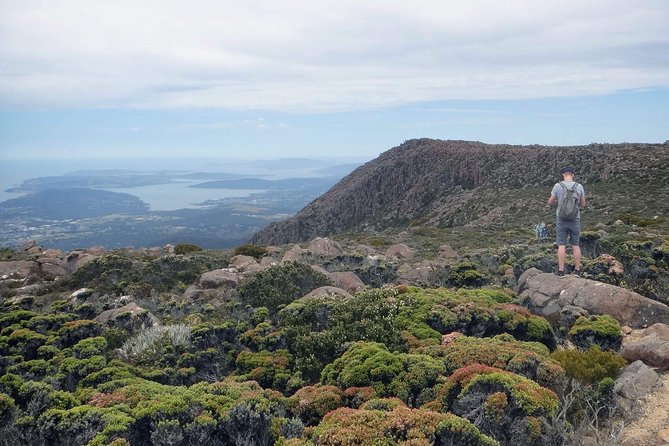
left=547, top=166, right=586, bottom=277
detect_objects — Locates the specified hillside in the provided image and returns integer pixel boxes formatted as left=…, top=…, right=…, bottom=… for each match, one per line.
left=251, top=139, right=669, bottom=245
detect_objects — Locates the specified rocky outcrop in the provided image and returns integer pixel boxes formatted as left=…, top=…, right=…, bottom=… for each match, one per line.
left=250, top=139, right=669, bottom=244
left=620, top=323, right=669, bottom=370
left=516, top=268, right=669, bottom=328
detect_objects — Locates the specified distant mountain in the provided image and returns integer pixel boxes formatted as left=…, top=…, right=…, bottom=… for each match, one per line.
left=251, top=138, right=669, bottom=244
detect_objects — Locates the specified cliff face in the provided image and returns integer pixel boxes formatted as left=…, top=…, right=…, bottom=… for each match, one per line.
left=251, top=139, right=669, bottom=245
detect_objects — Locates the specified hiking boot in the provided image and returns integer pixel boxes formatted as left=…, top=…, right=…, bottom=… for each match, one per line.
left=554, top=270, right=565, bottom=277
left=572, top=270, right=581, bottom=277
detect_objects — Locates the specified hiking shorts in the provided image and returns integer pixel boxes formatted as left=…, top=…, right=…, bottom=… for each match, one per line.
left=556, top=218, right=580, bottom=246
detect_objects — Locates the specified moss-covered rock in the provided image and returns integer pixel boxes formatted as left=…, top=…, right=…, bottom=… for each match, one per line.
left=568, top=315, right=622, bottom=351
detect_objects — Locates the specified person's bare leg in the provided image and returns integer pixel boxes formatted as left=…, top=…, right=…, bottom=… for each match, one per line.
left=572, top=245, right=581, bottom=271
left=557, top=245, right=566, bottom=271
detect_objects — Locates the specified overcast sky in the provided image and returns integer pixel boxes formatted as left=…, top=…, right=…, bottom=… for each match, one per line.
left=1, top=0, right=668, bottom=160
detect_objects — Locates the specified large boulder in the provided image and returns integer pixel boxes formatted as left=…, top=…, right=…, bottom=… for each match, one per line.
left=229, top=255, right=258, bottom=272
left=307, top=237, right=344, bottom=257
left=328, top=271, right=365, bottom=293
left=614, top=360, right=662, bottom=401
left=620, top=323, right=669, bottom=370
left=64, top=251, right=98, bottom=274
left=282, top=244, right=307, bottom=263
left=396, top=260, right=448, bottom=286
left=385, top=243, right=415, bottom=260
left=516, top=268, right=669, bottom=328
left=0, top=260, right=37, bottom=279
left=197, top=269, right=239, bottom=289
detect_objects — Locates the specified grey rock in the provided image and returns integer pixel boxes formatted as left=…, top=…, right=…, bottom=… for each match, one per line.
left=229, top=255, right=258, bottom=271
left=385, top=243, right=415, bottom=260
left=197, top=269, right=239, bottom=289
left=328, top=271, right=365, bottom=293
left=614, top=360, right=662, bottom=400
left=41, top=248, right=64, bottom=258
left=396, top=260, right=447, bottom=286
left=94, top=302, right=160, bottom=329
left=70, top=288, right=94, bottom=304
left=438, top=244, right=458, bottom=258
left=620, top=327, right=669, bottom=370
left=40, top=262, right=67, bottom=279
left=183, top=286, right=224, bottom=301
left=282, top=244, right=307, bottom=263
left=0, top=260, right=37, bottom=279
left=64, top=252, right=97, bottom=274
left=517, top=268, right=669, bottom=328
left=307, top=237, right=343, bottom=257
left=303, top=286, right=353, bottom=300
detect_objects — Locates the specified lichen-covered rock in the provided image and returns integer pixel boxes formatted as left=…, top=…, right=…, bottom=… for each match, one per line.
left=517, top=268, right=669, bottom=328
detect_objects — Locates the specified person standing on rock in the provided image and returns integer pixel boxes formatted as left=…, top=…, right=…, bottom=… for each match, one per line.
left=547, top=166, right=586, bottom=277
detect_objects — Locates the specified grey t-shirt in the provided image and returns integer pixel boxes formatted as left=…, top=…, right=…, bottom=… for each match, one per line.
left=551, top=181, right=585, bottom=218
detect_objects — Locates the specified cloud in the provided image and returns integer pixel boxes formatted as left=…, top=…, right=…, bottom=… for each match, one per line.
left=1, top=0, right=668, bottom=112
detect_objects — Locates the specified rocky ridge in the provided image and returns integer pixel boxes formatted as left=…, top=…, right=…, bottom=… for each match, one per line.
left=251, top=139, right=669, bottom=245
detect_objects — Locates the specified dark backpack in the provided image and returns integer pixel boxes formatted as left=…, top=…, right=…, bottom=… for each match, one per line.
left=557, top=181, right=580, bottom=220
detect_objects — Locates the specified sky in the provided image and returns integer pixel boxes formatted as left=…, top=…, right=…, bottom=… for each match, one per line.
left=1, top=0, right=668, bottom=161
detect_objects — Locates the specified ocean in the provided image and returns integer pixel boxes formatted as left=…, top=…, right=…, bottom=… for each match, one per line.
left=0, top=157, right=326, bottom=211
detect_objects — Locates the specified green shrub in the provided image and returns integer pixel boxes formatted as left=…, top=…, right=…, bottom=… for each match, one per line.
left=550, top=346, right=627, bottom=385
left=321, top=341, right=445, bottom=407
left=289, top=385, right=344, bottom=426
left=437, top=335, right=565, bottom=391
left=237, top=262, right=333, bottom=314
left=173, top=243, right=203, bottom=255
left=233, top=244, right=268, bottom=259
left=617, top=213, right=667, bottom=227
left=235, top=349, right=291, bottom=390
left=299, top=407, right=499, bottom=446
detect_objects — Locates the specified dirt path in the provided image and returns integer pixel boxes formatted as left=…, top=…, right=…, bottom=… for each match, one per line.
left=620, top=372, right=669, bottom=446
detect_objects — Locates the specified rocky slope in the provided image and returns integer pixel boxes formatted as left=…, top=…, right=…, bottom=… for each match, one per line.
left=251, top=139, right=669, bottom=245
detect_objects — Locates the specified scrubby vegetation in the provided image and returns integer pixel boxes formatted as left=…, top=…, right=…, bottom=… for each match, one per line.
left=0, top=232, right=656, bottom=446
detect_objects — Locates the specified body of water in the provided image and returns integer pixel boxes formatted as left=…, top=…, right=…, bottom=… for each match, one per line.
left=0, top=157, right=332, bottom=211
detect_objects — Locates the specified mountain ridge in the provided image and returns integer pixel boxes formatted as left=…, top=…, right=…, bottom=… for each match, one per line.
left=251, top=138, right=669, bottom=245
